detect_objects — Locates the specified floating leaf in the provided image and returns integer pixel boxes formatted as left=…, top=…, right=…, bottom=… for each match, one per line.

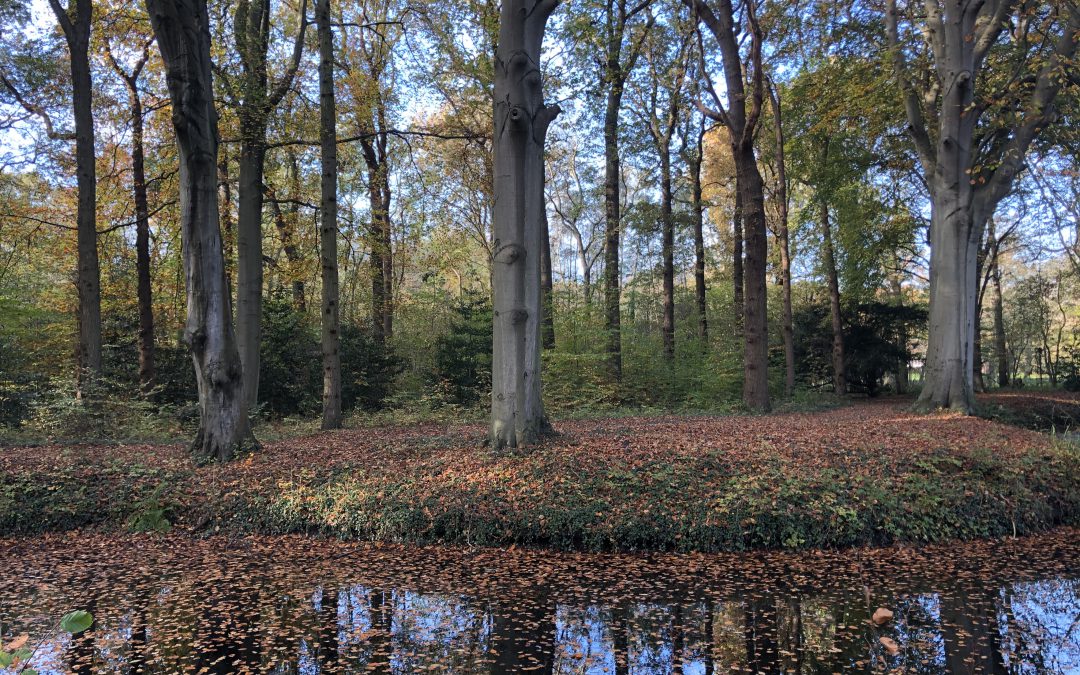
left=60, top=610, right=93, bottom=634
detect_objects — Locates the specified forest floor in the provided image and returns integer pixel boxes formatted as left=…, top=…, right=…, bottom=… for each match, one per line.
left=1, top=394, right=1077, bottom=552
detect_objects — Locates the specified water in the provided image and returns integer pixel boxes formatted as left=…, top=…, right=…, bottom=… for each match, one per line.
left=0, top=529, right=1077, bottom=673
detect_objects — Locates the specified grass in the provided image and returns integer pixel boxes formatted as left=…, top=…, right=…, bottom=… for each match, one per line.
left=1, top=399, right=1077, bottom=553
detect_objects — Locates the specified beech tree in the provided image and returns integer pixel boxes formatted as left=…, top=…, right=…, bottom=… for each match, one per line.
left=885, top=0, right=1080, bottom=412
left=490, top=0, right=561, bottom=449
left=146, top=0, right=256, bottom=461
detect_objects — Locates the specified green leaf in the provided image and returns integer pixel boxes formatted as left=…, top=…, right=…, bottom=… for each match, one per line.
left=0, top=651, right=13, bottom=668
left=24, top=669, right=39, bottom=675
left=60, top=610, right=93, bottom=634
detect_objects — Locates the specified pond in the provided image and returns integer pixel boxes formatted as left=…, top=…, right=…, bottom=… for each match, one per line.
left=0, top=528, right=1077, bottom=673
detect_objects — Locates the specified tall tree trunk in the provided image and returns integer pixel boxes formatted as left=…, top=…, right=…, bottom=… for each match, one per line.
left=731, top=179, right=743, bottom=333
left=735, top=142, right=769, bottom=410
left=230, top=0, right=308, bottom=410
left=541, top=188, right=556, bottom=349
left=219, top=144, right=235, bottom=296
left=660, top=144, right=675, bottom=360
left=361, top=134, right=393, bottom=344
left=490, top=0, right=560, bottom=449
left=686, top=0, right=770, bottom=411
left=146, top=0, right=256, bottom=462
left=50, top=0, right=102, bottom=392
left=890, top=273, right=909, bottom=394
left=689, top=118, right=708, bottom=342
left=108, top=43, right=155, bottom=395
left=603, top=78, right=623, bottom=381
left=236, top=133, right=267, bottom=410
left=768, top=81, right=794, bottom=396
left=131, top=91, right=155, bottom=395
left=820, top=200, right=846, bottom=395
left=992, top=255, right=1007, bottom=389
left=317, top=0, right=342, bottom=430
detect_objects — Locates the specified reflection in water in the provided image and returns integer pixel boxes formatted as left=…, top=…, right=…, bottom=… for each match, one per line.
left=0, top=529, right=1077, bottom=673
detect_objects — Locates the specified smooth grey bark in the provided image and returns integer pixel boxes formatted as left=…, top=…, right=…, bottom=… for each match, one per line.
left=106, top=40, right=156, bottom=395
left=490, top=0, right=560, bottom=449
left=686, top=0, right=770, bottom=411
left=228, top=0, right=308, bottom=410
left=768, top=80, right=794, bottom=397
left=47, top=0, right=102, bottom=391
left=146, top=0, right=256, bottom=461
left=885, top=0, right=1080, bottom=412
left=317, top=0, right=342, bottom=430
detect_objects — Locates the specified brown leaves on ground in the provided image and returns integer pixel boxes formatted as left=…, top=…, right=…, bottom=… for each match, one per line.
left=1, top=399, right=1075, bottom=551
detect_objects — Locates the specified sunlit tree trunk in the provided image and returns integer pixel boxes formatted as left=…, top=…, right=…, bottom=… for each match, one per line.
left=490, top=0, right=560, bottom=449
left=317, top=0, right=342, bottom=430
left=992, top=255, right=1008, bottom=388
left=541, top=188, right=556, bottom=349
left=146, top=0, right=256, bottom=462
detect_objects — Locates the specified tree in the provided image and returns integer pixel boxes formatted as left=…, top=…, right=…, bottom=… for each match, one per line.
left=4, top=0, right=105, bottom=391
left=490, top=0, right=560, bottom=449
left=145, top=0, right=256, bottom=461
left=316, top=0, right=342, bottom=429
left=635, top=15, right=689, bottom=361
left=105, top=35, right=156, bottom=395
left=685, top=0, right=770, bottom=411
left=767, top=79, right=794, bottom=396
left=219, top=0, right=308, bottom=410
left=884, top=0, right=1080, bottom=412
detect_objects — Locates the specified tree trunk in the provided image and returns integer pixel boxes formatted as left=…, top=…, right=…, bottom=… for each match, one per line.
left=660, top=144, right=675, bottom=361
left=732, top=178, right=744, bottom=334
left=916, top=183, right=982, bottom=412
left=131, top=89, right=155, bottom=396
left=890, top=273, right=909, bottom=394
left=820, top=200, right=846, bottom=395
left=603, top=76, right=623, bottom=381
left=541, top=188, right=555, bottom=349
left=317, top=0, right=342, bottom=430
left=769, top=82, right=794, bottom=396
left=109, top=45, right=156, bottom=395
left=992, top=256, right=1007, bottom=388
left=51, top=0, right=102, bottom=392
left=734, top=141, right=769, bottom=411
left=361, top=134, right=393, bottom=344
left=230, top=0, right=308, bottom=410
left=689, top=120, right=708, bottom=342
left=490, top=0, right=560, bottom=450
left=236, top=133, right=266, bottom=410
left=146, top=0, right=256, bottom=462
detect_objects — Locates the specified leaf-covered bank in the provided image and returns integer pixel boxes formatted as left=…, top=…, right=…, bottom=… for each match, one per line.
left=2, top=401, right=1077, bottom=552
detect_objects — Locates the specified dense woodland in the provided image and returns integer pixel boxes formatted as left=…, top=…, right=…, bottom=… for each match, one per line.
left=0, top=0, right=1078, bottom=457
